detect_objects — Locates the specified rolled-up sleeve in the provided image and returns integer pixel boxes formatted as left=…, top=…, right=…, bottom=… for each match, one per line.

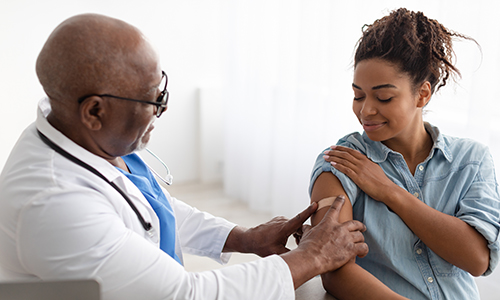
left=457, top=150, right=500, bottom=276
left=309, top=147, right=360, bottom=206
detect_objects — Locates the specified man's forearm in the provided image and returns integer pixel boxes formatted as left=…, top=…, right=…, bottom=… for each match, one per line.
left=222, top=204, right=320, bottom=257
left=279, top=248, right=322, bottom=289
left=222, top=226, right=251, bottom=253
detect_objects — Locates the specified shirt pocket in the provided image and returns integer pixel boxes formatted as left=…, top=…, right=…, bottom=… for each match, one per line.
left=428, top=249, right=467, bottom=277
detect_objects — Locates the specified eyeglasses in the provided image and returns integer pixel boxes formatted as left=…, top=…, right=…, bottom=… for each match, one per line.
left=77, top=71, right=169, bottom=118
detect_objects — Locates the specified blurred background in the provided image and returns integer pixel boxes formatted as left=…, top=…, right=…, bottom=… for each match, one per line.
left=1, top=0, right=499, bottom=298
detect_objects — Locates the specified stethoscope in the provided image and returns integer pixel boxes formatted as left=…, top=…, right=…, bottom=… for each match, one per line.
left=37, top=129, right=173, bottom=235
left=143, top=148, right=173, bottom=186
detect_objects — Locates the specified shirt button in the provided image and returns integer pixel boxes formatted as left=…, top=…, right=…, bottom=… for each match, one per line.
left=427, top=277, right=434, bottom=283
left=413, top=192, right=419, bottom=198
left=419, top=165, right=424, bottom=171
left=416, top=249, right=422, bottom=255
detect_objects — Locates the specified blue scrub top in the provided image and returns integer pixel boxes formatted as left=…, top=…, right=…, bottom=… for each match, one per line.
left=118, top=153, right=182, bottom=265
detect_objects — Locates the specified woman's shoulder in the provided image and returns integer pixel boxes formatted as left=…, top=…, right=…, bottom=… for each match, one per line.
left=337, top=131, right=367, bottom=152
left=441, top=133, right=491, bottom=162
left=311, top=132, right=365, bottom=175
left=426, top=123, right=489, bottom=159
left=443, top=133, right=487, bottom=150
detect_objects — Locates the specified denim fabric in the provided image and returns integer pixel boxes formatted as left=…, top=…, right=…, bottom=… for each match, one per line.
left=309, top=123, right=500, bottom=300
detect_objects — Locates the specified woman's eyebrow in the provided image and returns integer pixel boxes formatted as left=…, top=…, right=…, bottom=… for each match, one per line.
left=352, top=83, right=397, bottom=90
left=372, top=83, right=397, bottom=90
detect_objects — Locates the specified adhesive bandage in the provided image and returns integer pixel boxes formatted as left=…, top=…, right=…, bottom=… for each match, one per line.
left=316, top=196, right=338, bottom=211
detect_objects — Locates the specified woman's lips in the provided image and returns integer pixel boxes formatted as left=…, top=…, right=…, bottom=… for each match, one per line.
left=362, top=122, right=386, bottom=132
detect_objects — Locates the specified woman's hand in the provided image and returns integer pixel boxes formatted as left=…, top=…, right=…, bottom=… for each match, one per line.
left=323, top=145, right=395, bottom=202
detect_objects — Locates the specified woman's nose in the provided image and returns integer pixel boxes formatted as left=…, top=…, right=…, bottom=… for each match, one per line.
left=360, top=98, right=377, bottom=116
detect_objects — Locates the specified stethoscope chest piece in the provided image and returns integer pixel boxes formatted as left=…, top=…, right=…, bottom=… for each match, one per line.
left=146, top=227, right=158, bottom=243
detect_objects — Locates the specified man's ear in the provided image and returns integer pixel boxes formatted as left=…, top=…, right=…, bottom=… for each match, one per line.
left=416, top=81, right=432, bottom=108
left=79, top=96, right=105, bottom=131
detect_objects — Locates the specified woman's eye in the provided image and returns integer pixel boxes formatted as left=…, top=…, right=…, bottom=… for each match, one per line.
left=353, top=96, right=365, bottom=101
left=377, top=97, right=392, bottom=102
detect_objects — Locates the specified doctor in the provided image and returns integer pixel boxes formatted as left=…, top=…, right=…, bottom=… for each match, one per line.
left=0, top=13, right=368, bottom=300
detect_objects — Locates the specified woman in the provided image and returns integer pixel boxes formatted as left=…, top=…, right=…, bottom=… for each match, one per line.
left=309, top=8, right=500, bottom=300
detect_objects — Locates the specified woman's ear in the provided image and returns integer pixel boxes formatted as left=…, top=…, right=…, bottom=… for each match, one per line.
left=79, top=96, right=104, bottom=131
left=417, top=81, right=432, bottom=108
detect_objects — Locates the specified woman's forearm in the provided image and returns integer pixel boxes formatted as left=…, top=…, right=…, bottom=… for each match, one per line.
left=386, top=186, right=490, bottom=276
left=321, top=262, right=408, bottom=300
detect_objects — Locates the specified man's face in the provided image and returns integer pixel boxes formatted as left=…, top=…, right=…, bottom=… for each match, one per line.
left=105, top=69, right=163, bottom=156
left=100, top=40, right=165, bottom=157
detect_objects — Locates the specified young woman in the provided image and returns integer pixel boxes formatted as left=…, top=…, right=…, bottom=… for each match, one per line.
left=309, top=8, right=500, bottom=300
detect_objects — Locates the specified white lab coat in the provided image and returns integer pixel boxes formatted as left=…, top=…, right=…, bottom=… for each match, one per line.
left=0, top=98, right=295, bottom=300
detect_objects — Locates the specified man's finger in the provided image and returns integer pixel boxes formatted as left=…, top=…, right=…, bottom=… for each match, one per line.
left=354, top=242, right=369, bottom=258
left=300, top=224, right=312, bottom=237
left=351, top=230, right=365, bottom=244
left=343, top=219, right=367, bottom=233
left=283, top=202, right=318, bottom=232
left=319, top=195, right=345, bottom=224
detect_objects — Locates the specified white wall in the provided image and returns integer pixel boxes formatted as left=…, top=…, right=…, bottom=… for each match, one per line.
left=0, top=0, right=227, bottom=183
left=2, top=0, right=499, bottom=187
left=1, top=1, right=500, bottom=298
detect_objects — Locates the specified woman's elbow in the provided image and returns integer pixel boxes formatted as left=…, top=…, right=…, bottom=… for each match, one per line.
left=467, top=252, right=490, bottom=277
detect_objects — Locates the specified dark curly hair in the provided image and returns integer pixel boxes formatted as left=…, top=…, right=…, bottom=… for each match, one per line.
left=354, top=8, right=477, bottom=94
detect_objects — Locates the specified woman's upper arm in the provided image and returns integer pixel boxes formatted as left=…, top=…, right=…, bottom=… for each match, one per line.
left=310, top=172, right=353, bottom=226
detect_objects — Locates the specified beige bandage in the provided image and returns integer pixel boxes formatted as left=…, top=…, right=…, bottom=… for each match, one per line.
left=316, top=196, right=338, bottom=211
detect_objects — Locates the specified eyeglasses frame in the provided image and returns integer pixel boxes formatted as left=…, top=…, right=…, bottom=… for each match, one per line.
left=77, top=71, right=169, bottom=118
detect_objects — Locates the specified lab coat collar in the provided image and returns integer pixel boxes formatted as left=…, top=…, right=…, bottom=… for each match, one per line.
left=35, top=97, right=160, bottom=245
left=35, top=97, right=127, bottom=185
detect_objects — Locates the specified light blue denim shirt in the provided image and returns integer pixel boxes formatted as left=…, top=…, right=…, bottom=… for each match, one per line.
left=309, top=123, right=500, bottom=300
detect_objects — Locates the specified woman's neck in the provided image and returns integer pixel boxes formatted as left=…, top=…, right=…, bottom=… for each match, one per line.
left=383, top=122, right=433, bottom=175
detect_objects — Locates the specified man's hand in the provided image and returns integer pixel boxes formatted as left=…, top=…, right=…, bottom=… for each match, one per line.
left=223, top=203, right=318, bottom=257
left=298, top=195, right=368, bottom=272
left=280, top=196, right=368, bottom=288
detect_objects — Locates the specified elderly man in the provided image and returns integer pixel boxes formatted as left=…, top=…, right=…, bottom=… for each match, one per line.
left=0, top=14, right=368, bottom=300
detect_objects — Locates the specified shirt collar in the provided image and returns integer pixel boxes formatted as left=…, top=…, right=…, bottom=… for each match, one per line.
left=35, top=97, right=124, bottom=182
left=424, top=122, right=453, bottom=163
left=360, top=122, right=453, bottom=163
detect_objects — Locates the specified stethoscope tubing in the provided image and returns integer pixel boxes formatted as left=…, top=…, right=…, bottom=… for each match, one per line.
left=144, top=148, right=173, bottom=185
left=37, top=129, right=153, bottom=233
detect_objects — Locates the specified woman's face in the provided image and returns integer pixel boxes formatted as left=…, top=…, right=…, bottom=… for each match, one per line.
left=352, top=59, right=427, bottom=144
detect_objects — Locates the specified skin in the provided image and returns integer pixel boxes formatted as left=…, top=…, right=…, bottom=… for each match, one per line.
left=36, top=13, right=162, bottom=170
left=312, top=58, right=490, bottom=298
left=226, top=198, right=369, bottom=288
left=350, top=59, right=433, bottom=174
left=36, top=13, right=369, bottom=290
left=311, top=173, right=407, bottom=300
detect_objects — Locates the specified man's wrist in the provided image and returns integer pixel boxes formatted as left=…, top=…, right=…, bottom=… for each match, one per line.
left=222, top=225, right=251, bottom=253
left=280, top=248, right=320, bottom=289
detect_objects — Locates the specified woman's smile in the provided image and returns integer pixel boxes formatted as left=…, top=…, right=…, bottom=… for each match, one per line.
left=361, top=121, right=387, bottom=132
